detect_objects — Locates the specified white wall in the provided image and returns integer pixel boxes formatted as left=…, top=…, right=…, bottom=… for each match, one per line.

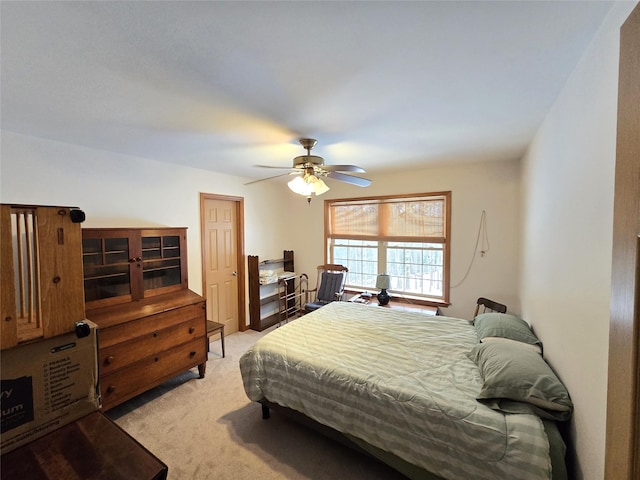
left=284, top=159, right=522, bottom=321
left=0, top=130, right=292, bottom=322
left=520, top=2, right=637, bottom=478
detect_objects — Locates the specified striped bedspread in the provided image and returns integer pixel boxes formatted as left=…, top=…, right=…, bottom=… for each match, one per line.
left=240, top=302, right=554, bottom=480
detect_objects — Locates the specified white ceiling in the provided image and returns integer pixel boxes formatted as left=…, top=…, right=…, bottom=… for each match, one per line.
left=1, top=1, right=614, bottom=182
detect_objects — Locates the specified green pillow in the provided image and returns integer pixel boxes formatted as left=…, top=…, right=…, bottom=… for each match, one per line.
left=474, top=312, right=543, bottom=353
left=467, top=341, right=573, bottom=421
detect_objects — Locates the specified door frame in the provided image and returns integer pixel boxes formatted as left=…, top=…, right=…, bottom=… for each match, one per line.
left=605, top=3, right=640, bottom=478
left=199, top=193, right=247, bottom=332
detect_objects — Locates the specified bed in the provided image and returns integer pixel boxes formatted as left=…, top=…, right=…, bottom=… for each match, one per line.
left=240, top=301, right=571, bottom=480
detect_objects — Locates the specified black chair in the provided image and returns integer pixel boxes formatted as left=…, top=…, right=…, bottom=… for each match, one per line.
left=304, top=264, right=348, bottom=313
left=474, top=297, right=507, bottom=317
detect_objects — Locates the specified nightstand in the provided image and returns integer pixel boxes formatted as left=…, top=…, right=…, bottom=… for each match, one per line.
left=349, top=294, right=440, bottom=316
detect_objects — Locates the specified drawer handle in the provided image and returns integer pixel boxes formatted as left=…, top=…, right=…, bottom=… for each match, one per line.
left=190, top=351, right=196, bottom=358
left=189, top=327, right=195, bottom=334
left=105, top=356, right=114, bottom=365
left=154, top=357, right=159, bottom=362
left=152, top=331, right=158, bottom=338
left=107, top=385, right=116, bottom=393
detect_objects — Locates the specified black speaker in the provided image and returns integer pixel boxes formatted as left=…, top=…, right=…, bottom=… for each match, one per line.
left=75, top=321, right=91, bottom=338
left=69, top=209, right=86, bottom=223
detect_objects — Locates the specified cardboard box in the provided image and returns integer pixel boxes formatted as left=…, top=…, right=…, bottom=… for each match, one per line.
left=1, top=320, right=100, bottom=454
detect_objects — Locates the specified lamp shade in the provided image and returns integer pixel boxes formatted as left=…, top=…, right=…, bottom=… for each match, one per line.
left=311, top=177, right=330, bottom=195
left=288, top=174, right=330, bottom=197
left=288, top=176, right=313, bottom=196
left=375, top=274, right=391, bottom=290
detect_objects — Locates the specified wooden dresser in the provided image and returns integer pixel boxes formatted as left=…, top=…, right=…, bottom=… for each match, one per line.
left=81, top=227, right=207, bottom=410
left=86, top=290, right=207, bottom=410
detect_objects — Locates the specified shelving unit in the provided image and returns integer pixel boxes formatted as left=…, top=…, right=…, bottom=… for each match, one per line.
left=248, top=250, right=301, bottom=331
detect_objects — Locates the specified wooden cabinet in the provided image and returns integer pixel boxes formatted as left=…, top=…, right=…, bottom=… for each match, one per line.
left=82, top=228, right=188, bottom=309
left=1, top=204, right=86, bottom=349
left=82, top=228, right=206, bottom=411
left=248, top=251, right=295, bottom=331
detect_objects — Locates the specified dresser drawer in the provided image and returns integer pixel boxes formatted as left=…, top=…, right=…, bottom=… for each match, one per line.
left=99, top=317, right=205, bottom=376
left=97, top=302, right=205, bottom=349
left=100, top=338, right=206, bottom=410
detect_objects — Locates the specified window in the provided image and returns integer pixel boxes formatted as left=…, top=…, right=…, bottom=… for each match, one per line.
left=326, top=192, right=450, bottom=304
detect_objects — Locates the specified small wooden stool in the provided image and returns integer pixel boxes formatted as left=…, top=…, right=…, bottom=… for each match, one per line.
left=206, top=321, right=225, bottom=358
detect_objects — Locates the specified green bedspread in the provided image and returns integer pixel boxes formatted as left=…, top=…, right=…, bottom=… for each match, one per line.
left=240, top=302, right=559, bottom=480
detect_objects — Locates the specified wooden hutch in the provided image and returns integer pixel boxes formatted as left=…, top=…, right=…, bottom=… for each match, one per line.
left=81, top=227, right=207, bottom=411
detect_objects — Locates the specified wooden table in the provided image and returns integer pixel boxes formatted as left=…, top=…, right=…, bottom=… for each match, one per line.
left=1, top=411, right=168, bottom=480
left=349, top=294, right=441, bottom=315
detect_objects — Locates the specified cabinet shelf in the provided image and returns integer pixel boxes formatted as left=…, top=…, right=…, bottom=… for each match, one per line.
left=84, top=272, right=129, bottom=281
left=144, top=265, right=181, bottom=273
left=259, top=258, right=285, bottom=266
left=260, top=293, right=279, bottom=305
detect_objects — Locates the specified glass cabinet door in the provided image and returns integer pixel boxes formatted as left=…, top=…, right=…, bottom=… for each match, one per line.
left=82, top=228, right=187, bottom=306
left=141, top=234, right=183, bottom=292
left=82, top=235, right=133, bottom=304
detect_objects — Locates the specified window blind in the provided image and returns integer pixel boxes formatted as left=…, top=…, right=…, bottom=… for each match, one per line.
left=328, top=196, right=446, bottom=241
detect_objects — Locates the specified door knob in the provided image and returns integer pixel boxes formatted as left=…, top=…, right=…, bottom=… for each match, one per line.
left=232, top=271, right=237, bottom=276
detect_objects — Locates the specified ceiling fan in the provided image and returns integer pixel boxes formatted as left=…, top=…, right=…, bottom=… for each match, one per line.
left=247, top=138, right=371, bottom=203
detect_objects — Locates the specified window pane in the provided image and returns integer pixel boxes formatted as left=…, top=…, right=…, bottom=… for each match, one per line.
left=332, top=239, right=377, bottom=289
left=387, top=243, right=443, bottom=296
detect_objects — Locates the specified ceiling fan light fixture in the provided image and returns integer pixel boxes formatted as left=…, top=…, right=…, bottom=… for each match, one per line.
left=250, top=138, right=370, bottom=196
left=287, top=174, right=330, bottom=199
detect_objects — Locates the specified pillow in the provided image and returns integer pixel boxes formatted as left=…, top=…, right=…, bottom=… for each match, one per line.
left=467, top=341, right=573, bottom=421
left=474, top=312, right=543, bottom=353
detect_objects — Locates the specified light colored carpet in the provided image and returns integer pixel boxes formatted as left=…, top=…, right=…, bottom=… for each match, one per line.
left=106, top=328, right=407, bottom=480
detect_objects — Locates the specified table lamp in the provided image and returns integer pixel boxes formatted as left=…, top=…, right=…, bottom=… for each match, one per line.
left=375, top=274, right=391, bottom=306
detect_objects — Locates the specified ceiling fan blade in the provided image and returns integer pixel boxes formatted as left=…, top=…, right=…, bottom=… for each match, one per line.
left=244, top=172, right=297, bottom=185
left=322, top=165, right=366, bottom=173
left=326, top=171, right=372, bottom=187
left=254, top=164, right=295, bottom=170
